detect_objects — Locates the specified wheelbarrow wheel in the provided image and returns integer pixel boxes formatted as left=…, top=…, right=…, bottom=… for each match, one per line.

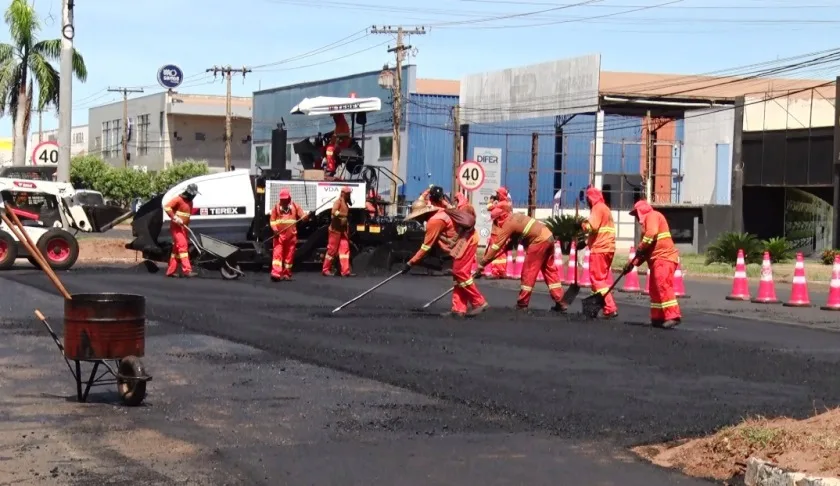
left=117, top=356, right=147, bottom=406
left=220, top=262, right=242, bottom=280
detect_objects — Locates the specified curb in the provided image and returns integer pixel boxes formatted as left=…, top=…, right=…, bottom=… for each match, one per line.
left=745, top=457, right=840, bottom=485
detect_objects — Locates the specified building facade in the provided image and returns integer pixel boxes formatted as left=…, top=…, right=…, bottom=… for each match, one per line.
left=88, top=92, right=252, bottom=172
left=28, top=125, right=89, bottom=158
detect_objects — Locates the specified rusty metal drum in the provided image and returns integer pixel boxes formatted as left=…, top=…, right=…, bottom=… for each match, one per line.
left=63, top=293, right=146, bottom=361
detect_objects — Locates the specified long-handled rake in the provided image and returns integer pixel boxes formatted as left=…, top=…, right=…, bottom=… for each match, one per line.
left=331, top=270, right=404, bottom=314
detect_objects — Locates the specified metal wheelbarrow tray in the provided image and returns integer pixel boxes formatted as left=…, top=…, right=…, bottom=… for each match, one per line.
left=35, top=293, right=152, bottom=406
left=186, top=227, right=246, bottom=280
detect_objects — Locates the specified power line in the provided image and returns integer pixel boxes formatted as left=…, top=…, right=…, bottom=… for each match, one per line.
left=206, top=66, right=252, bottom=171
left=107, top=87, right=145, bottom=168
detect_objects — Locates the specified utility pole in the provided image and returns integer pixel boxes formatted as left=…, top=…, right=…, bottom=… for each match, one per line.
left=206, top=66, right=251, bottom=171
left=370, top=25, right=427, bottom=205
left=38, top=109, right=43, bottom=143
left=108, top=87, right=144, bottom=168
left=451, top=105, right=460, bottom=195
left=528, top=133, right=538, bottom=217
left=56, top=0, right=74, bottom=180
left=645, top=109, right=653, bottom=202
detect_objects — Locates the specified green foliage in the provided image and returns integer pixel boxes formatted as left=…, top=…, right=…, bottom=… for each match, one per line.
left=544, top=214, right=586, bottom=241
left=705, top=231, right=763, bottom=265
left=761, top=237, right=794, bottom=263
left=821, top=248, right=840, bottom=265
left=69, top=156, right=210, bottom=208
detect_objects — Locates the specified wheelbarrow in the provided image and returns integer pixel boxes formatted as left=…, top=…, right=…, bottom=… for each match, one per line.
left=34, top=293, right=152, bottom=406
left=185, top=226, right=246, bottom=280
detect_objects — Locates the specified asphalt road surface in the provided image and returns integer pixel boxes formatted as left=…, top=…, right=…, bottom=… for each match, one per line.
left=2, top=265, right=839, bottom=485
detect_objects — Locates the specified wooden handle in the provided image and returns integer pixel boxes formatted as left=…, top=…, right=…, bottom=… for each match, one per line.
left=34, top=309, right=45, bottom=321
left=0, top=211, right=72, bottom=300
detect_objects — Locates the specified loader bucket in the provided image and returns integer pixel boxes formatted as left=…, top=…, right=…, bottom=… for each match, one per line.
left=82, top=204, right=133, bottom=232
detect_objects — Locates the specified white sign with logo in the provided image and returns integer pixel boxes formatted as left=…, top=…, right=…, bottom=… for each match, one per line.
left=472, top=147, right=503, bottom=242
left=315, top=182, right=366, bottom=210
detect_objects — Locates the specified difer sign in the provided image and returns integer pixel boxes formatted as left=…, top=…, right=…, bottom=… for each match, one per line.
left=457, top=161, right=485, bottom=192
left=157, top=64, right=184, bottom=89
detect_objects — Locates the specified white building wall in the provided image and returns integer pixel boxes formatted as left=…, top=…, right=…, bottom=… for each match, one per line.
left=682, top=108, right=734, bottom=204
left=743, top=92, right=834, bottom=131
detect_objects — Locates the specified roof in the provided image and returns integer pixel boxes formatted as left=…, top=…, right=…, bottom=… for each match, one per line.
left=416, top=72, right=834, bottom=100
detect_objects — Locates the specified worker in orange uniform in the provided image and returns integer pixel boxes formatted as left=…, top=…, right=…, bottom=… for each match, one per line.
left=582, top=185, right=618, bottom=319
left=402, top=200, right=488, bottom=318
left=270, top=188, right=315, bottom=282
left=453, top=193, right=475, bottom=216
left=484, top=190, right=512, bottom=279
left=365, top=189, right=384, bottom=218
left=624, top=199, right=682, bottom=329
left=419, top=185, right=452, bottom=209
left=164, top=183, right=199, bottom=278
left=478, top=204, right=566, bottom=312
left=322, top=186, right=355, bottom=277
left=324, top=114, right=352, bottom=177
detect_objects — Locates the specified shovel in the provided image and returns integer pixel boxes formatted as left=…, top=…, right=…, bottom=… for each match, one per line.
left=559, top=199, right=582, bottom=307
left=581, top=267, right=630, bottom=319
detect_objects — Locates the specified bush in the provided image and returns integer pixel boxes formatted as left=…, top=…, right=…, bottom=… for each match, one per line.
left=544, top=214, right=587, bottom=253
left=762, top=237, right=794, bottom=263
left=69, top=156, right=209, bottom=207
left=821, top=248, right=839, bottom=265
left=705, top=231, right=763, bottom=265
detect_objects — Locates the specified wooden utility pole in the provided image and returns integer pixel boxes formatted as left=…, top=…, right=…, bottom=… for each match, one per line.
left=370, top=25, right=427, bottom=205
left=451, top=105, right=461, bottom=195
left=644, top=109, right=653, bottom=202
left=107, top=87, right=145, bottom=167
left=528, top=133, right=538, bottom=217
left=206, top=66, right=251, bottom=171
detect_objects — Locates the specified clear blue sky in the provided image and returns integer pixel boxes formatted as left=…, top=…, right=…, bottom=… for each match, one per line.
left=2, top=0, right=838, bottom=137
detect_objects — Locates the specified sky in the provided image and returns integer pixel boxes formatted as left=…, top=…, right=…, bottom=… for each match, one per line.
left=1, top=0, right=839, bottom=138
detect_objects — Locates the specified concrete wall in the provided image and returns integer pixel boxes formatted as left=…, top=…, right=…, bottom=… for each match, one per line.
left=29, top=125, right=88, bottom=157
left=743, top=91, right=834, bottom=131
left=682, top=107, right=734, bottom=204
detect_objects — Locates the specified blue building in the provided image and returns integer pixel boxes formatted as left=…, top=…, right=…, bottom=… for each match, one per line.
left=250, top=66, right=460, bottom=200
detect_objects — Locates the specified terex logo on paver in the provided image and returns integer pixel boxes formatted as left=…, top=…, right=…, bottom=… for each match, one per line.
left=328, top=103, right=362, bottom=112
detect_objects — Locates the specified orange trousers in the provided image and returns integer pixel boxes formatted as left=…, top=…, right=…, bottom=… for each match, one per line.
left=271, top=235, right=297, bottom=278
left=322, top=230, right=351, bottom=276
left=589, top=252, right=617, bottom=314
left=518, top=240, right=564, bottom=308
left=452, top=236, right=486, bottom=313
left=166, top=225, right=192, bottom=276
left=649, top=259, right=681, bottom=322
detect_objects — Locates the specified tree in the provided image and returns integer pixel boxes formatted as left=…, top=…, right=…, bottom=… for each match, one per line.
left=0, top=0, right=87, bottom=166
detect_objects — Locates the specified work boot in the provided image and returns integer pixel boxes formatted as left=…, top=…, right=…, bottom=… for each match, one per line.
left=166, top=273, right=180, bottom=278
left=440, top=311, right=466, bottom=318
left=515, top=306, right=531, bottom=315
left=651, top=320, right=664, bottom=328
left=270, top=275, right=283, bottom=282
left=551, top=302, right=568, bottom=313
left=467, top=302, right=489, bottom=317
left=183, top=271, right=199, bottom=278
left=342, top=272, right=357, bottom=277
left=661, top=319, right=681, bottom=329
left=322, top=271, right=336, bottom=277
left=600, top=311, right=619, bottom=320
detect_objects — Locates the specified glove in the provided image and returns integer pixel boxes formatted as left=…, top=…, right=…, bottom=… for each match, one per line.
left=173, top=216, right=184, bottom=225
left=622, top=261, right=634, bottom=274
left=400, top=263, right=412, bottom=274
left=474, top=265, right=485, bottom=279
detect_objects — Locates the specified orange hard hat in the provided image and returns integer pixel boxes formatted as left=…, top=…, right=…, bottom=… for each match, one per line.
left=279, top=188, right=291, bottom=200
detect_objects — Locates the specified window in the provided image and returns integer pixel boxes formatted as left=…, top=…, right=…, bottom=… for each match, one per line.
left=112, top=119, right=122, bottom=158
left=72, top=132, right=84, bottom=144
left=379, top=136, right=393, bottom=160
left=195, top=132, right=206, bottom=141
left=101, top=121, right=111, bottom=157
left=286, top=144, right=292, bottom=161
left=137, top=114, right=150, bottom=155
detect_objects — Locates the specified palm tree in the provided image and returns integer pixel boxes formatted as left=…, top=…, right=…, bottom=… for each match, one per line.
left=0, top=0, right=87, bottom=166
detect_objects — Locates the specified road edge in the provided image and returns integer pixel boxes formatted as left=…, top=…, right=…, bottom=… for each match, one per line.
left=745, top=457, right=840, bottom=485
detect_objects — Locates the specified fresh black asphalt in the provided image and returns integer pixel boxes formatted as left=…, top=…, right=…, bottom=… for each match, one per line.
left=3, top=265, right=839, bottom=485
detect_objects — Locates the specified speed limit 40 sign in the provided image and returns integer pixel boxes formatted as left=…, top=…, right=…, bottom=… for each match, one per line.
left=31, top=140, right=59, bottom=165
left=458, top=160, right=485, bottom=192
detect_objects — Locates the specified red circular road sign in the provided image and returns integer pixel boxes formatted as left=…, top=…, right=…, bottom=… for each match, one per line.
left=457, top=160, right=485, bottom=192
left=31, top=140, right=59, bottom=166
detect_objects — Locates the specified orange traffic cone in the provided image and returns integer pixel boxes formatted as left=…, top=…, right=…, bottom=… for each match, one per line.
left=725, top=249, right=751, bottom=301
left=619, top=246, right=642, bottom=293
left=564, top=242, right=577, bottom=285
left=483, top=256, right=493, bottom=277
left=820, top=255, right=840, bottom=311
left=554, top=242, right=565, bottom=282
left=642, top=267, right=651, bottom=295
left=673, top=258, right=689, bottom=298
left=505, top=251, right=515, bottom=279
left=580, top=248, right=592, bottom=288
left=512, top=244, right=524, bottom=279
left=783, top=252, right=812, bottom=308
left=751, top=252, right=780, bottom=304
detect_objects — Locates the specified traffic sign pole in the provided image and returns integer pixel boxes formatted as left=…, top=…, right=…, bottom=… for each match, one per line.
left=457, top=160, right=485, bottom=192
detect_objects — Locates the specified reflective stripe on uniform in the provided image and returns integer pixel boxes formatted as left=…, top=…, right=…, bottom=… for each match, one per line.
left=176, top=211, right=190, bottom=218
left=657, top=231, right=671, bottom=239
left=492, top=258, right=506, bottom=264
left=272, top=259, right=282, bottom=266
left=520, top=284, right=533, bottom=292
left=276, top=219, right=296, bottom=224
left=522, top=218, right=535, bottom=236
left=548, top=282, right=563, bottom=290
left=171, top=252, right=189, bottom=259
left=491, top=243, right=500, bottom=250
left=420, top=244, right=431, bottom=252
left=339, top=255, right=349, bottom=260
left=598, top=226, right=616, bottom=233
left=458, top=278, right=475, bottom=288
left=650, top=299, right=678, bottom=309
left=642, top=236, right=654, bottom=244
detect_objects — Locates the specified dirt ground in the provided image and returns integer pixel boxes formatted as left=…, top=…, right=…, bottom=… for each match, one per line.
left=633, top=409, right=840, bottom=481
left=77, top=238, right=138, bottom=263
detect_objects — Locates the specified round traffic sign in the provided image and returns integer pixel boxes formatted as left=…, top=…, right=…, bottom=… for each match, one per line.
left=457, top=161, right=485, bottom=192
left=157, top=64, right=184, bottom=89
left=31, top=141, right=59, bottom=166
